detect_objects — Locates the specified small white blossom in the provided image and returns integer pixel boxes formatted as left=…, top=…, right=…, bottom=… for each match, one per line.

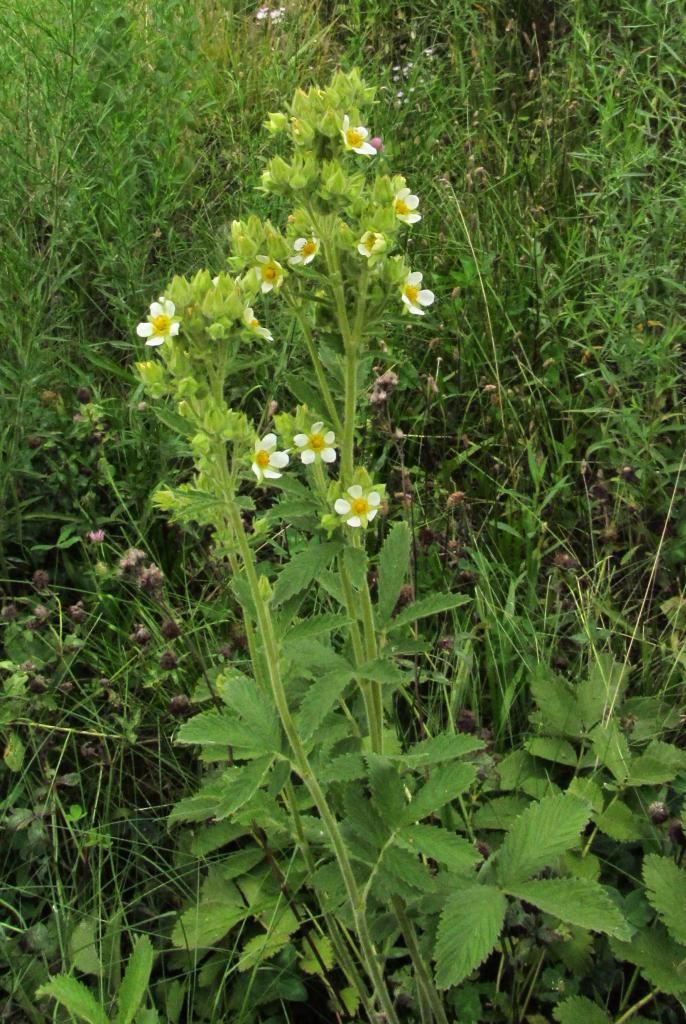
left=341, top=114, right=376, bottom=157
left=401, top=272, right=434, bottom=316
left=255, top=255, right=285, bottom=294
left=357, top=231, right=386, bottom=258
left=136, top=298, right=180, bottom=347
left=393, top=187, right=421, bottom=224
left=334, top=484, right=381, bottom=528
left=293, top=422, right=336, bottom=465
left=289, top=237, right=320, bottom=266
left=243, top=307, right=273, bottom=341
left=251, top=433, right=289, bottom=482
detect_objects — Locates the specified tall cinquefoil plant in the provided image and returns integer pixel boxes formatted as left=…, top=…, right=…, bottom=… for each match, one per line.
left=133, top=72, right=631, bottom=1024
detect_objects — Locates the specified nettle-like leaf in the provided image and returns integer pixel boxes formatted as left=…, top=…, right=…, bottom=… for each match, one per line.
left=643, top=853, right=686, bottom=946
left=402, top=762, right=477, bottom=825
left=530, top=667, right=583, bottom=737
left=396, top=824, right=480, bottom=874
left=35, top=975, right=109, bottom=1024
left=388, top=592, right=471, bottom=630
left=295, top=666, right=354, bottom=741
left=271, top=541, right=342, bottom=605
left=472, top=795, right=531, bottom=831
left=611, top=923, right=686, bottom=997
left=526, top=736, right=579, bottom=767
left=504, top=878, right=631, bottom=940
left=376, top=521, right=411, bottom=626
left=116, top=934, right=154, bottom=1024
left=590, top=720, right=632, bottom=782
left=434, top=884, right=507, bottom=989
left=494, top=793, right=590, bottom=887
left=367, top=754, right=407, bottom=827
left=169, top=757, right=275, bottom=824
left=399, top=732, right=485, bottom=768
left=553, top=995, right=611, bottom=1024
left=576, top=654, right=629, bottom=730
left=628, top=740, right=686, bottom=785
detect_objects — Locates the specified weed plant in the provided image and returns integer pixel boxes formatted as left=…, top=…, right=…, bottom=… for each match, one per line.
left=1, top=1, right=685, bottom=1023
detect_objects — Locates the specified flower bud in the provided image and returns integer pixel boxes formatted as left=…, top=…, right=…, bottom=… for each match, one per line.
left=648, top=802, right=669, bottom=825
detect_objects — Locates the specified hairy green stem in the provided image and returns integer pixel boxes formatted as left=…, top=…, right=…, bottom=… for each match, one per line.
left=226, top=501, right=399, bottom=1024
left=391, top=897, right=449, bottom=1024
left=286, top=295, right=342, bottom=435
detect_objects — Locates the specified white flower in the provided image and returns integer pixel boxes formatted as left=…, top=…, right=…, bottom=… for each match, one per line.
left=243, top=307, right=273, bottom=341
left=289, top=237, right=320, bottom=266
left=136, top=297, right=180, bottom=347
left=293, top=422, right=336, bottom=465
left=357, top=231, right=386, bottom=258
left=334, top=484, right=381, bottom=528
left=341, top=114, right=376, bottom=157
left=255, top=255, right=285, bottom=294
left=401, top=272, right=434, bottom=316
left=393, top=187, right=421, bottom=224
left=251, top=434, right=289, bottom=482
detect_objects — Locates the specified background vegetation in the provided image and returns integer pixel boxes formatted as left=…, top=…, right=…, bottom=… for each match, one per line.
left=1, top=0, right=684, bottom=1021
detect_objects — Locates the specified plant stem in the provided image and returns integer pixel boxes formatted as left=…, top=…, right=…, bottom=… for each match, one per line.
left=226, top=501, right=400, bottom=1024
left=614, top=991, right=656, bottom=1024
left=391, top=896, right=449, bottom=1024
left=286, top=295, right=342, bottom=435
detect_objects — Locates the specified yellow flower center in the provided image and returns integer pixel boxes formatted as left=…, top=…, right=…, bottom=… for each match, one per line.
left=152, top=314, right=172, bottom=335
left=346, top=128, right=364, bottom=148
left=395, top=198, right=411, bottom=216
left=309, top=433, right=325, bottom=451
left=364, top=234, right=377, bottom=252
left=256, top=450, right=271, bottom=468
left=250, top=317, right=260, bottom=329
left=262, top=265, right=278, bottom=281
left=302, top=240, right=317, bottom=257
left=404, top=284, right=419, bottom=304
left=351, top=497, right=368, bottom=516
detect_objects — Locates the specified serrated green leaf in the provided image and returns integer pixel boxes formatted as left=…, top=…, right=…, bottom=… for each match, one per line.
left=35, top=975, right=109, bottom=1024
left=611, top=923, right=686, bottom=996
left=389, top=592, right=471, bottom=630
left=530, top=667, right=583, bottom=737
left=189, top=821, right=249, bottom=857
left=172, top=900, right=247, bottom=950
left=169, top=758, right=273, bottom=825
left=357, top=658, right=408, bottom=686
left=343, top=545, right=368, bottom=590
left=577, top=655, right=629, bottom=730
left=495, top=793, right=590, bottom=887
left=590, top=720, right=631, bottom=782
left=628, top=740, right=686, bottom=785
left=271, top=541, right=342, bottom=606
left=377, top=522, right=411, bottom=625
left=340, top=986, right=360, bottom=1016
left=399, top=732, right=485, bottom=767
left=378, top=844, right=435, bottom=898
left=295, top=667, right=354, bottom=741
left=567, top=776, right=604, bottom=813
left=434, top=884, right=507, bottom=989
left=643, top=854, right=686, bottom=946
left=318, top=753, right=367, bottom=783
left=367, top=755, right=406, bottom=826
left=397, top=824, right=479, bottom=873
left=594, top=800, right=646, bottom=841
left=402, top=762, right=476, bottom=824
left=472, top=796, right=531, bottom=830
left=116, top=935, right=154, bottom=1024
left=70, top=918, right=102, bottom=977
left=553, top=995, right=611, bottom=1024
left=526, top=736, right=579, bottom=767
left=505, top=878, right=631, bottom=939
left=299, top=933, right=334, bottom=976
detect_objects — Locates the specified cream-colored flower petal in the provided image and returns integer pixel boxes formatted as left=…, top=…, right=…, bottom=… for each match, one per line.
left=346, top=515, right=362, bottom=528
left=407, top=271, right=423, bottom=286
left=323, top=431, right=335, bottom=445
left=301, top=449, right=316, bottom=465
left=347, top=484, right=363, bottom=499
left=263, top=467, right=282, bottom=479
left=251, top=462, right=263, bottom=480
left=418, top=289, right=435, bottom=306
left=260, top=433, right=277, bottom=450
left=368, top=491, right=381, bottom=507
left=149, top=301, right=163, bottom=318
left=137, top=322, right=154, bottom=337
left=367, top=508, right=378, bottom=522
left=310, top=422, right=324, bottom=434
left=335, top=498, right=351, bottom=515
left=270, top=451, right=289, bottom=469
left=145, top=336, right=166, bottom=347
left=321, top=448, right=336, bottom=463
left=162, top=299, right=176, bottom=316
left=407, top=305, right=426, bottom=316
left=293, top=433, right=308, bottom=448
left=170, top=321, right=181, bottom=336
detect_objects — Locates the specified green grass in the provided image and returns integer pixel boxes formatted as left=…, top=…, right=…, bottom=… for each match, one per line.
left=1, top=0, right=685, bottom=1020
